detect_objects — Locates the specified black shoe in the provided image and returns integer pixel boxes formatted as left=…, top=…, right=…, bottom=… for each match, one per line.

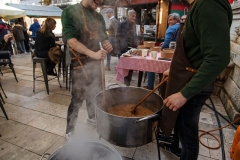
left=159, top=142, right=181, bottom=158
left=47, top=70, right=57, bottom=76
left=143, top=86, right=154, bottom=90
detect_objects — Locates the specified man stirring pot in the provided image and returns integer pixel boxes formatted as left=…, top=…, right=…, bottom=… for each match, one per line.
left=61, top=0, right=112, bottom=140
left=159, top=0, right=232, bottom=159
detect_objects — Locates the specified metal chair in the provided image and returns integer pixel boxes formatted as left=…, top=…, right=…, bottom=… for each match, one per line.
left=0, top=79, right=8, bottom=120
left=0, top=51, right=18, bottom=82
left=33, top=57, right=62, bottom=95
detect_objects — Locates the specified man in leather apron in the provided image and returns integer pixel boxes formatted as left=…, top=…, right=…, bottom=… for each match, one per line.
left=61, top=0, right=112, bottom=139
left=159, top=0, right=232, bottom=159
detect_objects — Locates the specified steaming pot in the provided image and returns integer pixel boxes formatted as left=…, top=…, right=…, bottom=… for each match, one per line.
left=41, top=140, right=122, bottom=160
left=94, top=87, right=163, bottom=147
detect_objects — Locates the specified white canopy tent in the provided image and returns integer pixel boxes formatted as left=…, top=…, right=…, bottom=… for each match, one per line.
left=0, top=3, right=26, bottom=20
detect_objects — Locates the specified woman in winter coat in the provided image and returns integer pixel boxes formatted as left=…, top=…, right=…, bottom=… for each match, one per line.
left=34, top=18, right=57, bottom=76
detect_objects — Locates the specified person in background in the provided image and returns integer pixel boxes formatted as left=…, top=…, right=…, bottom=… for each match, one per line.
left=141, top=10, right=153, bottom=25
left=161, top=13, right=180, bottom=49
left=144, top=13, right=180, bottom=90
left=0, top=17, right=8, bottom=42
left=116, top=9, right=137, bottom=86
left=116, top=9, right=137, bottom=58
left=159, top=0, right=232, bottom=159
left=23, top=22, right=30, bottom=52
left=29, top=18, right=40, bottom=41
left=105, top=8, right=119, bottom=71
left=61, top=0, right=112, bottom=140
left=180, top=14, right=187, bottom=23
left=13, top=20, right=26, bottom=54
left=34, top=18, right=57, bottom=76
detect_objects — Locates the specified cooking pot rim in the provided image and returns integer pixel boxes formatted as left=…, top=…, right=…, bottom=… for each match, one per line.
left=43, top=140, right=123, bottom=160
left=94, top=86, right=163, bottom=119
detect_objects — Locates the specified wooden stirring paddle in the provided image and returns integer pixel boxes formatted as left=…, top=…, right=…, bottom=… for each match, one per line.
left=131, top=77, right=168, bottom=114
left=99, top=42, right=106, bottom=110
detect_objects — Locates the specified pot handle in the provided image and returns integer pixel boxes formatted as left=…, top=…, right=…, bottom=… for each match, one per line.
left=107, top=83, right=123, bottom=89
left=40, top=153, right=51, bottom=160
left=135, top=113, right=160, bottom=123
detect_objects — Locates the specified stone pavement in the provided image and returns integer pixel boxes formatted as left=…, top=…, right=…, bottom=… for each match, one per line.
left=0, top=53, right=236, bottom=160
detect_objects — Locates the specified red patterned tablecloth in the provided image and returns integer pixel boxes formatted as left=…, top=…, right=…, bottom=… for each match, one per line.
left=116, top=54, right=171, bottom=83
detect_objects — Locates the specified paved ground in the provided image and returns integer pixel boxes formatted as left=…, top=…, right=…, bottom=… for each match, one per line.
left=0, top=53, right=236, bottom=160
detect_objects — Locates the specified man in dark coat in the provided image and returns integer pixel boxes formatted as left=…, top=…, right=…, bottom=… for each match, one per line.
left=116, top=9, right=137, bottom=86
left=13, top=20, right=26, bottom=53
left=105, top=8, right=119, bottom=70
left=116, top=9, right=137, bottom=58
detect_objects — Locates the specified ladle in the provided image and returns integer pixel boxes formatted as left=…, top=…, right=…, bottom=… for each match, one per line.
left=131, top=77, right=168, bottom=114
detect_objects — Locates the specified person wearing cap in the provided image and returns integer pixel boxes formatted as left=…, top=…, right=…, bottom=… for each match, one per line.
left=105, top=8, right=119, bottom=71
left=116, top=9, right=137, bottom=86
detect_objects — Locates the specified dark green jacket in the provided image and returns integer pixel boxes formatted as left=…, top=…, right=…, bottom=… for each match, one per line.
left=61, top=3, right=108, bottom=56
left=181, top=0, right=232, bottom=99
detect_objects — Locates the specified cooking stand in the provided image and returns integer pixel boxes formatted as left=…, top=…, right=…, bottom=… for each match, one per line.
left=155, top=97, right=235, bottom=160
left=155, top=126, right=180, bottom=160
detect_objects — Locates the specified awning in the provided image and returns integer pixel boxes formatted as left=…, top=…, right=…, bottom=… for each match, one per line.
left=7, top=3, right=62, bottom=17
left=0, top=3, right=26, bottom=20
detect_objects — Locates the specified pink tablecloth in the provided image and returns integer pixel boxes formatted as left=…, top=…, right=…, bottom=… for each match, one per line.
left=116, top=55, right=171, bottom=83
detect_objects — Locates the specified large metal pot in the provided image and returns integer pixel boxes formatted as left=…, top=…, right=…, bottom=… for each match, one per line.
left=41, top=140, right=122, bottom=160
left=94, top=87, right=163, bottom=147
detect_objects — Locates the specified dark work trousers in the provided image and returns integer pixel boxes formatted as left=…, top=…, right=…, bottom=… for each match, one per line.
left=34, top=49, right=56, bottom=71
left=118, top=47, right=133, bottom=86
left=66, top=58, right=102, bottom=134
left=23, top=32, right=30, bottom=52
left=106, top=38, right=115, bottom=66
left=175, top=83, right=214, bottom=160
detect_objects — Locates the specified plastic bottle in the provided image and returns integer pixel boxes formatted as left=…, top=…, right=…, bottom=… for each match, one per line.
left=230, top=126, right=240, bottom=158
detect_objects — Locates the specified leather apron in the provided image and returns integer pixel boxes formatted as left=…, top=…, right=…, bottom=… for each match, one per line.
left=70, top=4, right=102, bottom=119
left=159, top=23, right=197, bottom=137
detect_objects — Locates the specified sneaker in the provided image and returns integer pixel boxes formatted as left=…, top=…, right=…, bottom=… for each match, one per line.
left=143, top=86, right=154, bottom=90
left=65, top=132, right=72, bottom=142
left=159, top=142, right=181, bottom=158
left=87, top=118, right=96, bottom=125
